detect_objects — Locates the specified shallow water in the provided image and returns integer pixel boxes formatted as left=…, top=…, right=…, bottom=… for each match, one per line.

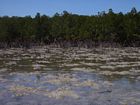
left=0, top=47, right=140, bottom=105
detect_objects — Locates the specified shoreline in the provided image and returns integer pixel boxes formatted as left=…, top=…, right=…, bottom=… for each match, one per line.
left=0, top=41, right=139, bottom=49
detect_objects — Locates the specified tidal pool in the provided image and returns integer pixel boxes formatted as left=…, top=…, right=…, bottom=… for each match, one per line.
left=0, top=47, right=140, bottom=105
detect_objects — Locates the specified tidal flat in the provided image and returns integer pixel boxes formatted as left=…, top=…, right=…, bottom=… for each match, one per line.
left=0, top=47, right=140, bottom=105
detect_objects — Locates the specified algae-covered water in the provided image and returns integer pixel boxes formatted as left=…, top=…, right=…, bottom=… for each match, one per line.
left=0, top=47, right=140, bottom=105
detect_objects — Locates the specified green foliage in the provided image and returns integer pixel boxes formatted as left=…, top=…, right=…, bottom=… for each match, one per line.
left=0, top=8, right=140, bottom=46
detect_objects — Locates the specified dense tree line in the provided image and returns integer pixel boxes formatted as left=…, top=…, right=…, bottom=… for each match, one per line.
left=0, top=8, right=140, bottom=47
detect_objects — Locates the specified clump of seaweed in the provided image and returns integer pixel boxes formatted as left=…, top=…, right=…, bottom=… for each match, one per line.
left=47, top=74, right=78, bottom=85
left=47, top=87, right=79, bottom=99
left=9, top=85, right=39, bottom=96
left=9, top=85, right=79, bottom=99
left=74, top=80, right=99, bottom=89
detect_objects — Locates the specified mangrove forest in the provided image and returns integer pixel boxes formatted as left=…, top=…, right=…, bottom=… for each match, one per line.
left=0, top=8, right=140, bottom=47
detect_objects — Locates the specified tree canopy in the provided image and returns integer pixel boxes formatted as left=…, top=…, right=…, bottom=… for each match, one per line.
left=0, top=8, right=140, bottom=47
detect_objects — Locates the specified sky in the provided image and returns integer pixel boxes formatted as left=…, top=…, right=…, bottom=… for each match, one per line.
left=0, top=0, right=140, bottom=17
